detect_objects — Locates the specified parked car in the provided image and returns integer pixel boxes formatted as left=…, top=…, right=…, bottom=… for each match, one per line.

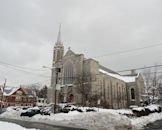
left=60, top=105, right=83, bottom=113
left=0, top=108, right=6, bottom=114
left=40, top=107, right=51, bottom=115
left=20, top=107, right=40, bottom=117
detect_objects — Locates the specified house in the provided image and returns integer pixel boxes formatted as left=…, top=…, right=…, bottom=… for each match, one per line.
left=36, top=97, right=48, bottom=106
left=0, top=86, right=36, bottom=107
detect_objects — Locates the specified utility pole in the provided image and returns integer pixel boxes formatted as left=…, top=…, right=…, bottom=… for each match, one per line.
left=54, top=68, right=60, bottom=114
left=43, top=65, right=61, bottom=114
left=0, top=78, right=7, bottom=113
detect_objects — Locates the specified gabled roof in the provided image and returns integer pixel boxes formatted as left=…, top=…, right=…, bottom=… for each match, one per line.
left=0, top=86, right=27, bottom=96
left=64, top=48, right=76, bottom=57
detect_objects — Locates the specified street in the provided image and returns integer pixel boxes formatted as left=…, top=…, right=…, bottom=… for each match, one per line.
left=143, top=120, right=162, bottom=130
left=0, top=118, right=86, bottom=130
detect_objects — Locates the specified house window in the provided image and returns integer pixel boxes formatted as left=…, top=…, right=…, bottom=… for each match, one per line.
left=23, top=98, right=27, bottom=102
left=15, top=91, right=22, bottom=102
left=131, top=88, right=135, bottom=100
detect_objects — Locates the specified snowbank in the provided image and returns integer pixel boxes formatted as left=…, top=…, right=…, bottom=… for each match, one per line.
left=33, top=111, right=132, bottom=130
left=0, top=121, right=36, bottom=130
left=1, top=106, right=162, bottom=130
left=131, top=112, right=162, bottom=129
left=0, top=107, right=132, bottom=130
left=132, top=107, right=145, bottom=112
left=145, top=104, right=161, bottom=112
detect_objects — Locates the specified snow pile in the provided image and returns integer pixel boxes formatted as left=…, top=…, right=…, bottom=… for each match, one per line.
left=0, top=107, right=132, bottom=130
left=68, top=112, right=131, bottom=130
left=145, top=104, right=161, bottom=112
left=0, top=121, right=37, bottom=130
left=1, top=106, right=162, bottom=130
left=131, top=112, right=162, bottom=129
left=115, top=109, right=133, bottom=115
left=1, top=107, right=21, bottom=118
left=132, top=107, right=145, bottom=112
left=33, top=111, right=131, bottom=130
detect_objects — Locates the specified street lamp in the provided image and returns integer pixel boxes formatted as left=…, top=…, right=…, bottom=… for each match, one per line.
left=43, top=66, right=61, bottom=113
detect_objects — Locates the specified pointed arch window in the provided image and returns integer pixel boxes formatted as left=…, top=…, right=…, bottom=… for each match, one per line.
left=131, top=88, right=135, bottom=100
left=57, top=50, right=61, bottom=61
left=64, top=62, right=74, bottom=84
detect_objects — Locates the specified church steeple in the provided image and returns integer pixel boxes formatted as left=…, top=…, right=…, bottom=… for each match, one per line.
left=53, top=24, right=64, bottom=64
left=56, top=24, right=62, bottom=45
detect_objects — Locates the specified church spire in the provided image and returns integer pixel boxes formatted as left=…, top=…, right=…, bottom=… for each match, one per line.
left=56, top=24, right=62, bottom=45
left=53, top=24, right=64, bottom=64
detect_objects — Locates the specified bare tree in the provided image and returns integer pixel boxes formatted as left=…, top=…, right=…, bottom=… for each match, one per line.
left=143, top=69, right=152, bottom=94
left=74, top=73, right=92, bottom=106
left=142, top=66, right=162, bottom=103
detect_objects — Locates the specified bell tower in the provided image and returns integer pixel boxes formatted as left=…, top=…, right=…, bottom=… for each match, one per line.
left=53, top=24, right=64, bottom=66
left=51, top=24, right=64, bottom=88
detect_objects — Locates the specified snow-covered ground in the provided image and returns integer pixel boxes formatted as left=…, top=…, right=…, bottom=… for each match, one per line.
left=0, top=106, right=162, bottom=130
left=0, top=121, right=37, bottom=130
left=131, top=112, right=162, bottom=129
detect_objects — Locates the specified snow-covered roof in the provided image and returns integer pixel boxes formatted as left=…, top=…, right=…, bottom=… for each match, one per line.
left=99, top=69, right=138, bottom=83
left=1, top=87, right=21, bottom=96
left=0, top=86, right=32, bottom=96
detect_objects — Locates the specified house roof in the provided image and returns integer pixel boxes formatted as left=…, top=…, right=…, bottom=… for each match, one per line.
left=0, top=86, right=21, bottom=96
left=0, top=86, right=32, bottom=96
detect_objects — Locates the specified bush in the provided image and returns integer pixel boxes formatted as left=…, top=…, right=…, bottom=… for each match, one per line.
left=132, top=105, right=162, bottom=117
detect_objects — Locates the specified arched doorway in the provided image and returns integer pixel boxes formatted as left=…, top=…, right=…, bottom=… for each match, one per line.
left=68, top=94, right=74, bottom=103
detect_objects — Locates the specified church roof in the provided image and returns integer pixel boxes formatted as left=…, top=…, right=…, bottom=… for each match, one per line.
left=64, top=47, right=76, bottom=57
left=99, top=65, right=118, bottom=74
left=99, top=69, right=138, bottom=83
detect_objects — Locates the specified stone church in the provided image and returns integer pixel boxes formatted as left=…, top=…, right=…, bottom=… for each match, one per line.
left=48, top=26, right=145, bottom=109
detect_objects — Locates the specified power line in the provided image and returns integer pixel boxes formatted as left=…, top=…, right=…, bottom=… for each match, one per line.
left=92, top=42, right=162, bottom=58
left=0, top=60, right=46, bottom=72
left=0, top=42, right=161, bottom=74
left=142, top=71, right=162, bottom=75
left=117, top=64, right=162, bottom=72
left=24, top=70, right=162, bottom=86
left=23, top=79, right=51, bottom=86
left=11, top=67, right=162, bottom=87
left=0, top=59, right=162, bottom=80
left=0, top=63, right=50, bottom=78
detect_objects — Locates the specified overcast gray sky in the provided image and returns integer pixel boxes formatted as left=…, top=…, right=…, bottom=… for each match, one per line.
left=0, top=0, right=162, bottom=86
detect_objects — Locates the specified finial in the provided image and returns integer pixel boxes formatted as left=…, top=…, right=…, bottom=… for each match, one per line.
left=68, top=47, right=71, bottom=50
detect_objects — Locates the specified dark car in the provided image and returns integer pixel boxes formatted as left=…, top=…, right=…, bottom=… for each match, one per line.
left=20, top=108, right=40, bottom=117
left=0, top=108, right=6, bottom=114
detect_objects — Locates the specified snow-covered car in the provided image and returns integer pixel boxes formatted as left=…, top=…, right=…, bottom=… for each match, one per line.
left=40, top=107, right=51, bottom=115
left=60, top=105, right=83, bottom=113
